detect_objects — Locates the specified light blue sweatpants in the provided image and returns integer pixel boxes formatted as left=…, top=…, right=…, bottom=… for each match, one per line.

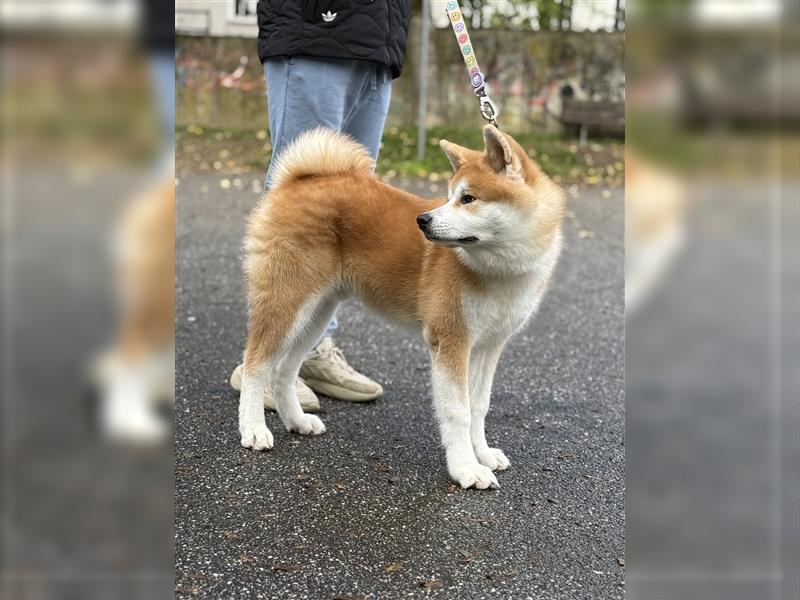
left=262, top=57, right=392, bottom=338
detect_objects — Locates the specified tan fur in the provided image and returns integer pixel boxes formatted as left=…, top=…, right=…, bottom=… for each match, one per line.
left=116, top=177, right=175, bottom=361
left=243, top=174, right=478, bottom=375
left=243, top=128, right=562, bottom=386
left=267, top=127, right=374, bottom=190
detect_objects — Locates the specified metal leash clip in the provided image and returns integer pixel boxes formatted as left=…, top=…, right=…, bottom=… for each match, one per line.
left=445, top=0, right=500, bottom=128
left=476, top=88, right=499, bottom=127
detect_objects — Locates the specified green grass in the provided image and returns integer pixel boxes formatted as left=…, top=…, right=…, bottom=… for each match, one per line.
left=176, top=124, right=624, bottom=187
left=377, top=125, right=623, bottom=183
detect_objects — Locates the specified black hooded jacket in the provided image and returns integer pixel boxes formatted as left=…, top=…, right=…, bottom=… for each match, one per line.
left=257, top=0, right=411, bottom=79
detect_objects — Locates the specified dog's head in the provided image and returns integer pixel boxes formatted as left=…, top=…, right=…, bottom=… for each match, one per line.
left=417, top=126, right=563, bottom=262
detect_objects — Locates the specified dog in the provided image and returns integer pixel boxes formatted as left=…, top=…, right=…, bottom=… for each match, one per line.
left=237, top=125, right=564, bottom=489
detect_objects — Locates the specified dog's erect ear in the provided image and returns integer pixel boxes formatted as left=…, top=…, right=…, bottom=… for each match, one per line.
left=483, top=125, right=522, bottom=178
left=439, top=139, right=471, bottom=172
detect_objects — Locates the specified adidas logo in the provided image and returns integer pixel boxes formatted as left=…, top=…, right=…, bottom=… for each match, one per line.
left=321, top=11, right=337, bottom=22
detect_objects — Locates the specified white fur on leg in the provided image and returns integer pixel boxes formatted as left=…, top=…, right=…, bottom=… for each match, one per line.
left=468, top=343, right=510, bottom=471
left=97, top=345, right=176, bottom=444
left=238, top=363, right=274, bottom=450
left=271, top=294, right=336, bottom=436
left=272, top=363, right=326, bottom=436
left=431, top=362, right=499, bottom=489
left=100, top=359, right=167, bottom=443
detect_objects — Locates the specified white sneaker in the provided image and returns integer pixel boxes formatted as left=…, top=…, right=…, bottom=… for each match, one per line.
left=299, top=337, right=382, bottom=402
left=229, top=364, right=320, bottom=413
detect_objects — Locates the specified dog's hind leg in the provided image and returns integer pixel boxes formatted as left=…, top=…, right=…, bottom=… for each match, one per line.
left=239, top=358, right=274, bottom=451
left=240, top=212, right=339, bottom=448
left=468, top=339, right=509, bottom=472
left=271, top=294, right=338, bottom=435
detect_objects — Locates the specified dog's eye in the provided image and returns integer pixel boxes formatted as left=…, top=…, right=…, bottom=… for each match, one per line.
left=460, top=194, right=476, bottom=205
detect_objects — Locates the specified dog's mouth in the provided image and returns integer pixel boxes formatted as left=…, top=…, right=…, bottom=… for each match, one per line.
left=457, top=236, right=479, bottom=244
left=424, top=233, right=480, bottom=246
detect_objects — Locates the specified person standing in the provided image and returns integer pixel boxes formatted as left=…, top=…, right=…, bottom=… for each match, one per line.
left=230, top=0, right=412, bottom=411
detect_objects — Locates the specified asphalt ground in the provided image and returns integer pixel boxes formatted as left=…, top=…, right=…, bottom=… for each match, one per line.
left=175, top=175, right=624, bottom=600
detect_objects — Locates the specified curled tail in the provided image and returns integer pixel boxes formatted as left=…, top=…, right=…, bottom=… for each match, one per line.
left=268, top=127, right=374, bottom=189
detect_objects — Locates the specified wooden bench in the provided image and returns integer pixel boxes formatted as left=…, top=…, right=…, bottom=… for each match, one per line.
left=560, top=99, right=625, bottom=143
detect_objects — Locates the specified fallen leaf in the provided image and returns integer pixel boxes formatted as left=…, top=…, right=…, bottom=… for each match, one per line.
left=546, top=497, right=557, bottom=504
left=272, top=563, right=301, bottom=572
left=239, top=554, right=255, bottom=563
left=296, top=473, right=309, bottom=481
left=334, top=482, right=347, bottom=490
left=376, top=463, right=392, bottom=472
left=617, top=558, right=626, bottom=567
left=175, top=585, right=200, bottom=595
left=419, top=580, right=443, bottom=590
left=485, top=569, right=518, bottom=581
left=541, top=466, right=555, bottom=472
left=223, top=531, right=240, bottom=541
left=447, top=484, right=459, bottom=493
left=384, top=562, right=403, bottom=572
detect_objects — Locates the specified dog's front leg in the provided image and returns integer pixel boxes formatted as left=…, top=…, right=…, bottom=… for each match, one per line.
left=429, top=336, right=499, bottom=490
left=469, top=340, right=510, bottom=471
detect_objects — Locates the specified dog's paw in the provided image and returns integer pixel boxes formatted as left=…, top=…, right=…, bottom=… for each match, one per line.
left=476, top=447, right=510, bottom=471
left=240, top=421, right=274, bottom=451
left=449, top=462, right=499, bottom=490
left=286, top=414, right=326, bottom=436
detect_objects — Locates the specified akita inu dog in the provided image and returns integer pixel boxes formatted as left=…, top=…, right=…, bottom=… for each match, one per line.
left=237, top=125, right=564, bottom=489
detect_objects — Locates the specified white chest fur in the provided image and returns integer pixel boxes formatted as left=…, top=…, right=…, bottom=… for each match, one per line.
left=461, top=233, right=561, bottom=346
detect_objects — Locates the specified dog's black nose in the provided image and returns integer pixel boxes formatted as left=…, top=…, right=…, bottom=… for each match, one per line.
left=416, top=213, right=433, bottom=230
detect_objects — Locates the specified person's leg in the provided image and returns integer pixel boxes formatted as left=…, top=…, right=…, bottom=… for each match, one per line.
left=148, top=52, right=176, bottom=175
left=261, top=57, right=349, bottom=341
left=341, top=64, right=392, bottom=163
left=292, top=63, right=389, bottom=401
left=263, top=57, right=379, bottom=190
left=262, top=57, right=370, bottom=341
left=243, top=58, right=384, bottom=403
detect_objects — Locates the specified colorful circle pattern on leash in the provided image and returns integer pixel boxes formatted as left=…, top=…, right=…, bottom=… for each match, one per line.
left=446, top=0, right=486, bottom=90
